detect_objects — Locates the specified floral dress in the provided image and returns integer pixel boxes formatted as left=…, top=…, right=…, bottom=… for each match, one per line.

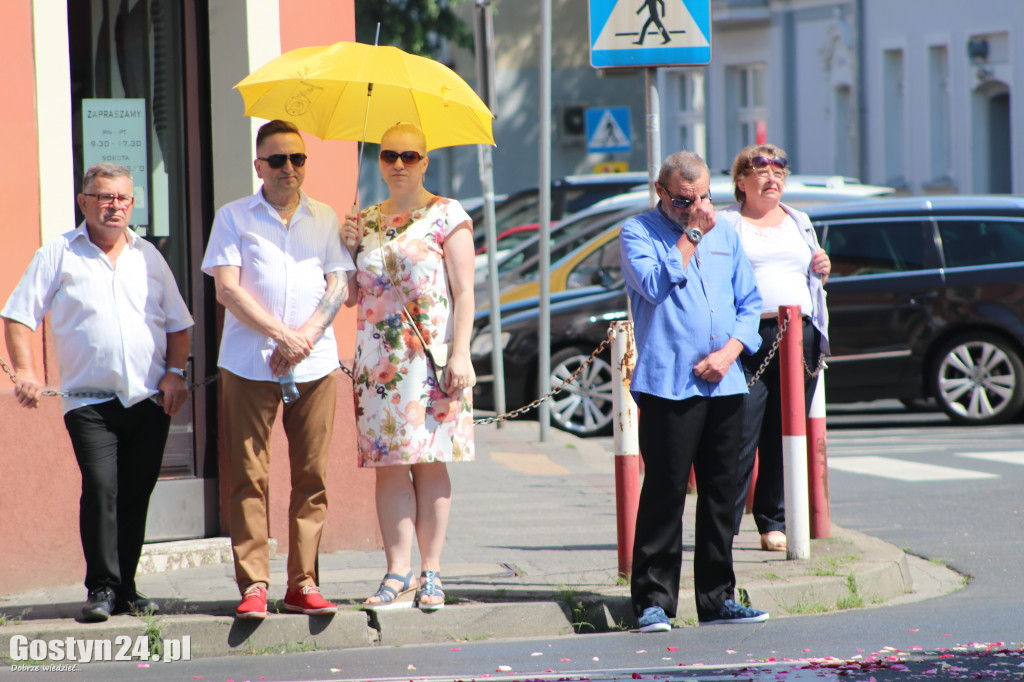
left=353, top=196, right=475, bottom=467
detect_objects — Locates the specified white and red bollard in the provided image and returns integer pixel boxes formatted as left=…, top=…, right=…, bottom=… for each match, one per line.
left=778, top=305, right=811, bottom=560
left=610, top=321, right=640, bottom=579
left=807, top=371, right=830, bottom=538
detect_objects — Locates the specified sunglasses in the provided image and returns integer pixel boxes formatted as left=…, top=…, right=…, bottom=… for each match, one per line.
left=258, top=153, right=308, bottom=169
left=750, top=155, right=788, bottom=170
left=82, top=193, right=135, bottom=207
left=659, top=185, right=711, bottom=210
left=379, top=150, right=424, bottom=165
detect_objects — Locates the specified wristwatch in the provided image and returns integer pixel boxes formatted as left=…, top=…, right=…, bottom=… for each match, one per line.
left=166, top=367, right=187, bottom=381
left=685, top=227, right=703, bottom=244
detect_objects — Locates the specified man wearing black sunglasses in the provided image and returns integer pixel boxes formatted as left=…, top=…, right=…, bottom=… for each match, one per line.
left=620, top=150, right=768, bottom=632
left=202, top=119, right=355, bottom=620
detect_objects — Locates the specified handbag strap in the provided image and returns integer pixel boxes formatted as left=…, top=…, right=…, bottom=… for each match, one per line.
left=377, top=214, right=434, bottom=357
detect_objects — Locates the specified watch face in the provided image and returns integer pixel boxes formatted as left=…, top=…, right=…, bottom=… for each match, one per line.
left=687, top=228, right=703, bottom=243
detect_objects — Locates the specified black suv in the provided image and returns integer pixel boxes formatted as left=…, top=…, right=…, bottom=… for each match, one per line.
left=811, top=195, right=1024, bottom=425
left=472, top=195, right=1024, bottom=434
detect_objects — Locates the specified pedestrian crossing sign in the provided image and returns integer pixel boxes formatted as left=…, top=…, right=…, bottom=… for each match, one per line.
left=586, top=107, right=632, bottom=154
left=589, top=0, right=712, bottom=69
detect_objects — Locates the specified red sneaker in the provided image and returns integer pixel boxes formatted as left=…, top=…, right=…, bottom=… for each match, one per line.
left=284, top=585, right=337, bottom=615
left=235, top=584, right=268, bottom=619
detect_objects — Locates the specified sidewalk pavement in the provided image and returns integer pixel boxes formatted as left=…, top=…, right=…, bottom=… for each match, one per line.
left=0, top=420, right=963, bottom=660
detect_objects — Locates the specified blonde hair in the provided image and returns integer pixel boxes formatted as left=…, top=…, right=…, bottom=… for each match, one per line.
left=730, top=143, right=789, bottom=203
left=380, top=122, right=428, bottom=154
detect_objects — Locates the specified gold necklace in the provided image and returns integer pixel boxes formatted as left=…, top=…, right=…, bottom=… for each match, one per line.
left=266, top=193, right=300, bottom=212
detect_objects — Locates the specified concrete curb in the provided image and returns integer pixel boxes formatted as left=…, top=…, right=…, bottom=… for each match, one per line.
left=0, top=547, right=962, bottom=662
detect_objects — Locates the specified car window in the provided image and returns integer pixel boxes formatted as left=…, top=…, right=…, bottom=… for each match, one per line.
left=566, top=239, right=623, bottom=289
left=821, top=220, right=926, bottom=277
left=499, top=211, right=629, bottom=281
left=563, top=186, right=633, bottom=215
left=938, top=219, right=1024, bottom=268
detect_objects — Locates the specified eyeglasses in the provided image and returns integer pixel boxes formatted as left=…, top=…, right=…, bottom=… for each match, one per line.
left=379, top=150, right=424, bottom=165
left=258, top=153, right=308, bottom=169
left=82, top=193, right=135, bottom=207
left=659, top=185, right=711, bottom=210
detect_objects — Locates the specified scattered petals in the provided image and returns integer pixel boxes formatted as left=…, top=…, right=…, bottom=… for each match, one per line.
left=407, top=664, right=416, bottom=670
left=667, top=646, right=678, bottom=651
left=496, top=665, right=512, bottom=672
left=908, top=628, right=919, bottom=632
left=450, top=647, right=461, bottom=652
left=137, top=663, right=150, bottom=668
left=726, top=649, right=736, bottom=654
left=636, top=650, right=646, bottom=654
left=592, top=657, right=600, bottom=661
left=560, top=658, right=571, bottom=662
left=531, top=652, right=543, bottom=657
left=632, top=674, right=643, bottom=679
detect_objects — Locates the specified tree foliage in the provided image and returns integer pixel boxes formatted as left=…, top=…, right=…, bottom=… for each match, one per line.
left=355, top=0, right=474, bottom=58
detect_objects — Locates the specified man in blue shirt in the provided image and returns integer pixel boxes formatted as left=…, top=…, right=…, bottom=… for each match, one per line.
left=619, top=151, right=768, bottom=631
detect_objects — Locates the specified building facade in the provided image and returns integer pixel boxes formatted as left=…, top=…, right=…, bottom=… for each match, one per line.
left=0, top=0, right=379, bottom=595
left=447, top=0, right=1022, bottom=197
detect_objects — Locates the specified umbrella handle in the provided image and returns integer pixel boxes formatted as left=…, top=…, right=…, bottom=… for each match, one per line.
left=354, top=81, right=374, bottom=209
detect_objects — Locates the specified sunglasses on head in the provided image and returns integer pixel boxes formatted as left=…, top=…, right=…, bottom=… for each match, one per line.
left=379, top=150, right=424, bottom=165
left=258, top=153, right=308, bottom=169
left=750, top=155, right=788, bottom=170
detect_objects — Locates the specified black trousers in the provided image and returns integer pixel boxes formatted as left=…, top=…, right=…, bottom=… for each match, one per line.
left=734, top=317, right=821, bottom=535
left=64, top=398, right=170, bottom=595
left=631, top=393, right=744, bottom=621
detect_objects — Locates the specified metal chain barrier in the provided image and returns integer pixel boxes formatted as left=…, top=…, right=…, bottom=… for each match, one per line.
left=1, top=355, right=221, bottom=399
left=473, top=333, right=613, bottom=426
left=4, top=318, right=823, bottom=421
left=746, top=315, right=827, bottom=387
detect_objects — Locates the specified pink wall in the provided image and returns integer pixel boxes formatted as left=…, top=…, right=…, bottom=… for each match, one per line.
left=0, top=1, right=86, bottom=593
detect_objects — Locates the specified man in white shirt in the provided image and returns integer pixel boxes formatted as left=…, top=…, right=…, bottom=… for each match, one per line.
left=2, top=163, right=194, bottom=623
left=202, top=119, right=354, bottom=619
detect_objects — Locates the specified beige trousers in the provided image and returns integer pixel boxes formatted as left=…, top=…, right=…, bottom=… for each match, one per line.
left=221, top=370, right=337, bottom=593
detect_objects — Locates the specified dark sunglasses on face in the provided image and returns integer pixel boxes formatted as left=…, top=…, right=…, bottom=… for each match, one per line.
left=258, top=153, right=308, bottom=169
left=379, top=150, right=424, bottom=165
left=660, top=184, right=711, bottom=210
left=750, top=155, right=788, bottom=170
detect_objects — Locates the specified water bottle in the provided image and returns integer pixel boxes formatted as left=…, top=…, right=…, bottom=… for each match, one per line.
left=279, top=369, right=300, bottom=403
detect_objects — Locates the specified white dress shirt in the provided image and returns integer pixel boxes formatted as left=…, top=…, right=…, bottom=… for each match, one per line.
left=2, top=223, right=195, bottom=414
left=201, top=190, right=355, bottom=382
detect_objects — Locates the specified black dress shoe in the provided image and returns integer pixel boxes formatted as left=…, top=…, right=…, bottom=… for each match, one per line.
left=81, top=587, right=116, bottom=622
left=113, top=592, right=160, bottom=615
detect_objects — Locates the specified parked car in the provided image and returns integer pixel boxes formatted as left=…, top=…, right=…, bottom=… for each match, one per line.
left=472, top=194, right=1024, bottom=435
left=469, top=172, right=649, bottom=252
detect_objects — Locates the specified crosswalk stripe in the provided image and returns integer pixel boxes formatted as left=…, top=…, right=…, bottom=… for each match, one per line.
left=827, top=456, right=998, bottom=481
left=957, top=451, right=1024, bottom=466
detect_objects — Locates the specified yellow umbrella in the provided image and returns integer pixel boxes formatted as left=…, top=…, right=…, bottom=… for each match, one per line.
left=234, top=41, right=494, bottom=151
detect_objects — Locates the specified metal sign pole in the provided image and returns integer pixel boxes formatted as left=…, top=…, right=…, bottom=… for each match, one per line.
left=474, top=1, right=506, bottom=425
left=538, top=0, right=552, bottom=441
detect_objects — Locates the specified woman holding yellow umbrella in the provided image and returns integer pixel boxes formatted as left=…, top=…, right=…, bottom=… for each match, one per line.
left=342, top=123, right=476, bottom=611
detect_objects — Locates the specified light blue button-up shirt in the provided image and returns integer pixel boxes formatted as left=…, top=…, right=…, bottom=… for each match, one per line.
left=620, top=205, right=762, bottom=402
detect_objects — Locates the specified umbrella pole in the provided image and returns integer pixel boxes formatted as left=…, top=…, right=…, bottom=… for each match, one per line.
left=346, top=82, right=373, bottom=236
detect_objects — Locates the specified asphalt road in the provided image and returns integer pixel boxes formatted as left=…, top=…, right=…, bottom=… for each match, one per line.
left=44, top=401, right=1024, bottom=682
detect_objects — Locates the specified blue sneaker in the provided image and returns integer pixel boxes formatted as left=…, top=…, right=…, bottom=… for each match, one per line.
left=699, top=599, right=769, bottom=625
left=637, top=605, right=672, bottom=632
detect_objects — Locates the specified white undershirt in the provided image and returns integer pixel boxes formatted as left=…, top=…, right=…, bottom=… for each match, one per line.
left=739, top=214, right=813, bottom=317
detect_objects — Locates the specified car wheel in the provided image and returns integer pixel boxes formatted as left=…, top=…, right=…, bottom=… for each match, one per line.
left=932, top=333, right=1024, bottom=425
left=548, top=346, right=615, bottom=437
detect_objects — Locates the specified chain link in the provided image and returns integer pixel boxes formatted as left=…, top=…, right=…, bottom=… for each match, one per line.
left=473, top=334, right=613, bottom=426
left=2, top=355, right=222, bottom=399
left=746, top=315, right=827, bottom=387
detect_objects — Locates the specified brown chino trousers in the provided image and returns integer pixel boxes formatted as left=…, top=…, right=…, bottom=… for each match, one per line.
left=221, top=369, right=337, bottom=594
